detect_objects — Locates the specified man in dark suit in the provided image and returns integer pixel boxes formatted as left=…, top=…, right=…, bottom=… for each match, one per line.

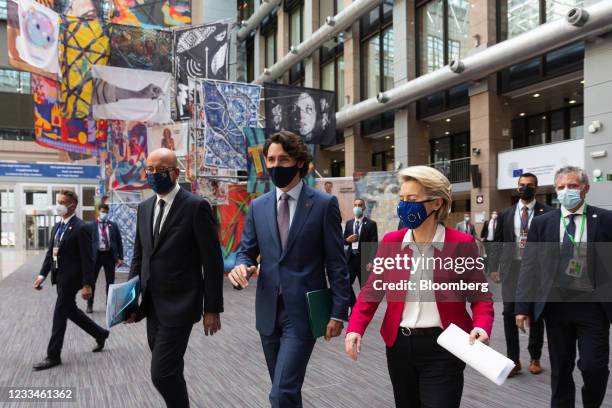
left=489, top=172, right=552, bottom=377
left=516, top=165, right=612, bottom=408
left=33, top=190, right=110, bottom=371
left=86, top=203, right=124, bottom=313
left=343, top=198, right=378, bottom=308
left=229, top=131, right=350, bottom=408
left=125, top=148, right=224, bottom=408
left=480, top=210, right=498, bottom=243
left=455, top=213, right=477, bottom=237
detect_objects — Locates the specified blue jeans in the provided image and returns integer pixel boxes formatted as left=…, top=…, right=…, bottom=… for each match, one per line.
left=260, top=297, right=316, bottom=408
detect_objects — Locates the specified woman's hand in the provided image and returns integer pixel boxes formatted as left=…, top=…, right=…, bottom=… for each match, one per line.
left=345, top=332, right=362, bottom=361
left=468, top=328, right=489, bottom=345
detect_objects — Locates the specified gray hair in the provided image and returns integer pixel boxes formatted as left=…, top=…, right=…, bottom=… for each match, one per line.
left=554, top=165, right=589, bottom=187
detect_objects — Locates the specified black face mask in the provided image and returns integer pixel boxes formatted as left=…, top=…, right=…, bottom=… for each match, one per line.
left=268, top=165, right=299, bottom=188
left=518, top=185, right=536, bottom=201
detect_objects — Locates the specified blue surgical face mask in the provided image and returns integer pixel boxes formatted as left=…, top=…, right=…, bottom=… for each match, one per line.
left=397, top=199, right=436, bottom=229
left=557, top=188, right=582, bottom=210
left=147, top=170, right=175, bottom=195
left=99, top=212, right=108, bottom=222
left=353, top=207, right=363, bottom=218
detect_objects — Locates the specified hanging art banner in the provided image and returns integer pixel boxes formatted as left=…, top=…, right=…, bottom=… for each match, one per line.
left=354, top=171, right=401, bottom=236
left=264, top=83, right=336, bottom=146
left=215, top=183, right=259, bottom=272
left=109, top=24, right=173, bottom=72
left=108, top=202, right=137, bottom=272
left=244, top=127, right=273, bottom=195
left=53, top=0, right=109, bottom=18
left=108, top=120, right=149, bottom=190
left=196, top=177, right=229, bottom=206
left=91, top=65, right=172, bottom=124
left=60, top=16, right=110, bottom=119
left=7, top=0, right=60, bottom=78
left=110, top=0, right=190, bottom=29
left=174, top=23, right=230, bottom=120
left=147, top=121, right=188, bottom=156
left=32, top=73, right=107, bottom=156
left=201, top=80, right=261, bottom=171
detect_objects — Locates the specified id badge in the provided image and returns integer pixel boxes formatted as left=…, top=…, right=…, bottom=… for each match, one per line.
left=351, top=242, right=359, bottom=250
left=518, top=233, right=528, bottom=249
left=566, top=258, right=583, bottom=278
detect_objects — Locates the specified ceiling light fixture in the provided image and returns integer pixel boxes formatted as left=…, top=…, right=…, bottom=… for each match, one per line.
left=533, top=93, right=541, bottom=98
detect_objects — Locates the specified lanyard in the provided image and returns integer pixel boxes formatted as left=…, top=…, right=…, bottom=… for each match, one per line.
left=561, top=204, right=587, bottom=248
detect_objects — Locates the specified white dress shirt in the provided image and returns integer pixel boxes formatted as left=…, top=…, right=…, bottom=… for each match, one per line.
left=153, top=182, right=181, bottom=234
left=486, top=218, right=497, bottom=241
left=399, top=224, right=445, bottom=329
left=275, top=181, right=303, bottom=227
left=560, top=202, right=587, bottom=244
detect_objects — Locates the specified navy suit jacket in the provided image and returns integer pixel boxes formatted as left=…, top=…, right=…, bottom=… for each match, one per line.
left=516, top=204, right=612, bottom=321
left=343, top=217, right=378, bottom=261
left=90, top=220, right=124, bottom=262
left=235, top=182, right=350, bottom=340
left=40, top=216, right=95, bottom=289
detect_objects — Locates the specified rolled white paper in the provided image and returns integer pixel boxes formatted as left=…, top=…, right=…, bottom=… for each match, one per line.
left=437, top=323, right=516, bottom=386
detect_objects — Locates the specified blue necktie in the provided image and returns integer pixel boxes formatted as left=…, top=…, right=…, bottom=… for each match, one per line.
left=54, top=222, right=66, bottom=246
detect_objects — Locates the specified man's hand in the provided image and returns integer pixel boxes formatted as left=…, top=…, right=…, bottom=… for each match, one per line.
left=516, top=314, right=530, bottom=333
left=324, top=319, right=343, bottom=341
left=81, top=285, right=92, bottom=300
left=468, top=328, right=489, bottom=345
left=116, top=259, right=124, bottom=267
left=124, top=313, right=138, bottom=324
left=203, top=312, right=221, bottom=336
left=228, top=264, right=257, bottom=289
left=346, top=234, right=359, bottom=243
left=33, top=276, right=44, bottom=290
left=489, top=271, right=501, bottom=283
left=345, top=332, right=362, bottom=361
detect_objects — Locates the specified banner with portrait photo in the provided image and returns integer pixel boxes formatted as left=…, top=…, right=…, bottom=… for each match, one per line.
left=91, top=65, right=172, bottom=124
left=53, top=0, right=109, bottom=18
left=110, top=0, right=190, bottom=29
left=108, top=120, right=149, bottom=191
left=7, top=0, right=60, bottom=78
left=147, top=121, right=188, bottom=156
left=174, top=23, right=230, bottom=120
left=109, top=24, right=173, bottom=72
left=264, top=83, right=336, bottom=146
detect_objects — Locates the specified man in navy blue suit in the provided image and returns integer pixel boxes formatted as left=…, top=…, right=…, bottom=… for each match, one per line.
left=87, top=203, right=124, bottom=313
left=516, top=165, right=612, bottom=407
left=33, top=190, right=109, bottom=371
left=229, top=131, right=350, bottom=408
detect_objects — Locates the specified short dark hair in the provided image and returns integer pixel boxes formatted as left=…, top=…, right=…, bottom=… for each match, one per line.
left=263, top=131, right=313, bottom=178
left=59, top=190, right=78, bottom=205
left=354, top=198, right=366, bottom=207
left=324, top=181, right=333, bottom=186
left=518, top=172, right=538, bottom=187
left=98, top=203, right=109, bottom=211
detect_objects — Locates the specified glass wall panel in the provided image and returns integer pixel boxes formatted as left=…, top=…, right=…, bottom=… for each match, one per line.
left=419, top=0, right=444, bottom=75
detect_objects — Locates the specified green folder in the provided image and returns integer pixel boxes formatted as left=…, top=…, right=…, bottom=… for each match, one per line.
left=306, top=288, right=332, bottom=338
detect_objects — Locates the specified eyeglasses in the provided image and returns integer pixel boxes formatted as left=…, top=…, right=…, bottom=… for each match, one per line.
left=144, top=166, right=177, bottom=175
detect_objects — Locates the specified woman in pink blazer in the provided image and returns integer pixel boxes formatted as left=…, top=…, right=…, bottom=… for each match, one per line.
left=345, top=166, right=494, bottom=408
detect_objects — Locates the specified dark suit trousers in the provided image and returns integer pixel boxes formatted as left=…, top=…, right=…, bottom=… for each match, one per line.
left=47, top=282, right=109, bottom=359
left=260, top=296, right=316, bottom=408
left=348, top=253, right=362, bottom=308
left=544, top=302, right=609, bottom=408
left=146, top=295, right=193, bottom=408
left=502, top=260, right=544, bottom=362
left=88, top=250, right=115, bottom=308
left=386, top=328, right=466, bottom=408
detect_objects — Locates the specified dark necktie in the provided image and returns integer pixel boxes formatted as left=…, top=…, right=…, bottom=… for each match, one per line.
left=153, top=199, right=166, bottom=246
left=352, top=220, right=361, bottom=254
left=521, top=206, right=529, bottom=233
left=277, top=193, right=290, bottom=249
left=54, top=222, right=66, bottom=246
left=562, top=214, right=577, bottom=259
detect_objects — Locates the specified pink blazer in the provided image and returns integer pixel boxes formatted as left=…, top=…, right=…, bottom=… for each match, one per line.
left=347, top=226, right=494, bottom=347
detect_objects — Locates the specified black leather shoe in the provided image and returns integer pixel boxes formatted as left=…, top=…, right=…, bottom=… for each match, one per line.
left=86, top=305, right=93, bottom=313
left=33, top=357, right=61, bottom=371
left=92, top=333, right=109, bottom=352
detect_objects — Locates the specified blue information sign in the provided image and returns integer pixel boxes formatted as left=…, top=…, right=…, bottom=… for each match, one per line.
left=0, top=162, right=99, bottom=180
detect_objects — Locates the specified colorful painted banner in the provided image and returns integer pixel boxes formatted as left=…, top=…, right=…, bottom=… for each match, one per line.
left=109, top=24, right=173, bottom=72
left=110, top=0, right=191, bottom=29
left=59, top=16, right=110, bottom=119
left=108, top=202, right=137, bottom=272
left=108, top=120, right=148, bottom=191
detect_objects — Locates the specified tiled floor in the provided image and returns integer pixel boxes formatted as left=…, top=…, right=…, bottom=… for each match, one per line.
left=0, top=249, right=42, bottom=280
